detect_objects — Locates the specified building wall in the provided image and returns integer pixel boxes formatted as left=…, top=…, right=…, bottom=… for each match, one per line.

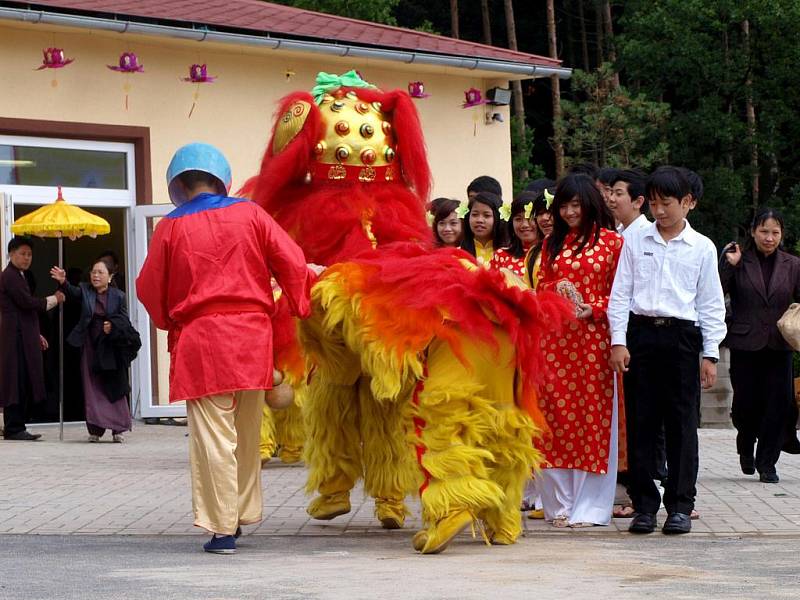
left=0, top=21, right=514, bottom=207
left=0, top=19, right=518, bottom=416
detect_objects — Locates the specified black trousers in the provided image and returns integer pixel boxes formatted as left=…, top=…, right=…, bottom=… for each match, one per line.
left=3, top=336, right=32, bottom=438
left=729, top=348, right=794, bottom=474
left=624, top=318, right=701, bottom=515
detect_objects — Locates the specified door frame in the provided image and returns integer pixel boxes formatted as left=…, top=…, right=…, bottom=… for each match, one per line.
left=133, top=204, right=183, bottom=417
left=0, top=119, right=158, bottom=417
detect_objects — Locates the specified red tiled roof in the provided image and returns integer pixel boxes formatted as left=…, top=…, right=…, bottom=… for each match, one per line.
left=6, top=0, right=560, bottom=67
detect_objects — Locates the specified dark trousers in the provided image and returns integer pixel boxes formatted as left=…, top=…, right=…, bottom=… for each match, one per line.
left=3, top=401, right=28, bottom=437
left=730, top=349, right=794, bottom=474
left=624, top=317, right=701, bottom=515
left=4, top=338, right=32, bottom=437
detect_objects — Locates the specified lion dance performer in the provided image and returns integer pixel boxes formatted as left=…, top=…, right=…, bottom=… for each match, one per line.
left=242, top=71, right=570, bottom=554
left=137, top=143, right=315, bottom=554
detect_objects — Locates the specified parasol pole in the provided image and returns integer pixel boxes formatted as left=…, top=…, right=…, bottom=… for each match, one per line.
left=58, top=235, right=64, bottom=442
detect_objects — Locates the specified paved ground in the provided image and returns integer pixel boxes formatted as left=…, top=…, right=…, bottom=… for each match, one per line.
left=2, top=423, right=800, bottom=599
left=3, top=534, right=800, bottom=600
left=3, top=422, right=800, bottom=537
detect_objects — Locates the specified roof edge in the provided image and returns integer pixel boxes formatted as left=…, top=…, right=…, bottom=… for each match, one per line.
left=0, top=5, right=572, bottom=79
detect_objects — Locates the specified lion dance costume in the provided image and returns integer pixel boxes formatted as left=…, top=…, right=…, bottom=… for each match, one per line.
left=243, top=71, right=570, bottom=553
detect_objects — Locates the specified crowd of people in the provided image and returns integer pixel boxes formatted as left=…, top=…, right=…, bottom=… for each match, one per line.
left=3, top=151, right=799, bottom=550
left=430, top=165, right=800, bottom=534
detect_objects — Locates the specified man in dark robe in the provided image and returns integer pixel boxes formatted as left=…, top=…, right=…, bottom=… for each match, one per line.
left=0, top=237, right=63, bottom=440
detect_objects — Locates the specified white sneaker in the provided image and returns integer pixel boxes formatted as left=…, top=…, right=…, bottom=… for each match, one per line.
left=88, top=434, right=100, bottom=443
left=112, top=434, right=124, bottom=443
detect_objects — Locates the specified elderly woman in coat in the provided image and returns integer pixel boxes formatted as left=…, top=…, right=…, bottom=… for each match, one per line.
left=51, top=257, right=137, bottom=443
left=721, top=207, right=800, bottom=483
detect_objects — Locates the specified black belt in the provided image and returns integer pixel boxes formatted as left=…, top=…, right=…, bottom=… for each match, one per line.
left=629, top=313, right=695, bottom=328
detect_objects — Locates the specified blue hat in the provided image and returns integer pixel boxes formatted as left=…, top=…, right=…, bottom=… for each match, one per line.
left=166, top=142, right=232, bottom=206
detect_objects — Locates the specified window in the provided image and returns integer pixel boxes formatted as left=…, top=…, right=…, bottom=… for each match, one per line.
left=0, top=144, right=128, bottom=189
left=0, top=135, right=135, bottom=208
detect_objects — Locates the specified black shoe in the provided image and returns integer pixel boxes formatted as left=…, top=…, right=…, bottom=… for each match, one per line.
left=234, top=526, right=242, bottom=539
left=782, top=436, right=800, bottom=455
left=740, top=454, right=755, bottom=475
left=203, top=534, right=236, bottom=554
left=759, top=471, right=779, bottom=483
left=662, top=512, right=691, bottom=534
left=628, top=512, right=657, bottom=534
left=4, top=430, right=42, bottom=441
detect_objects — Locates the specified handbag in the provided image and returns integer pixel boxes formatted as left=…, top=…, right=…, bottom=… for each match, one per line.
left=777, top=303, right=800, bottom=351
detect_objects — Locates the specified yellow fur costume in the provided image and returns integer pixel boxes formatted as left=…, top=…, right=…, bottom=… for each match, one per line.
left=242, top=73, right=569, bottom=553
left=296, top=255, right=558, bottom=552
left=259, top=402, right=305, bottom=465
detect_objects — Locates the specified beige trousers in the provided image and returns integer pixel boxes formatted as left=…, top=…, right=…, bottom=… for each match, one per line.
left=186, top=390, right=264, bottom=535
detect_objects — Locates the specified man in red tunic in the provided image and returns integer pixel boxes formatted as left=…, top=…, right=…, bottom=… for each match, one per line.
left=136, top=143, right=315, bottom=554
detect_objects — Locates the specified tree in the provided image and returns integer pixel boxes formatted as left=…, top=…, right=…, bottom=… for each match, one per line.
left=510, top=116, right=545, bottom=195
left=601, top=0, right=619, bottom=88
left=271, top=0, right=400, bottom=24
left=480, top=0, right=492, bottom=45
left=547, top=0, right=565, bottom=176
left=576, top=0, right=591, bottom=70
left=504, top=0, right=528, bottom=181
left=558, top=64, right=670, bottom=170
left=450, top=0, right=459, bottom=38
left=617, top=0, right=800, bottom=245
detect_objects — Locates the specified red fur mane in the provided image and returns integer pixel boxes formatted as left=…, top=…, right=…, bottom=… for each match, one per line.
left=239, top=87, right=434, bottom=264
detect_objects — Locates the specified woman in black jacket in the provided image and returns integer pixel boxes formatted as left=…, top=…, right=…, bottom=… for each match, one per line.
left=720, top=207, right=800, bottom=483
left=50, top=258, right=137, bottom=442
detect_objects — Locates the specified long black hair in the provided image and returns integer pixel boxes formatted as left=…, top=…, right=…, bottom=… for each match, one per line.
left=460, top=192, right=507, bottom=257
left=545, top=174, right=614, bottom=267
left=524, top=189, right=553, bottom=286
left=506, top=192, right=543, bottom=259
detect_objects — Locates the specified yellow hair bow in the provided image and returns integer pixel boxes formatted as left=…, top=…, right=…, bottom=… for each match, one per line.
left=544, top=189, right=555, bottom=210
left=455, top=198, right=470, bottom=219
left=523, top=201, right=534, bottom=219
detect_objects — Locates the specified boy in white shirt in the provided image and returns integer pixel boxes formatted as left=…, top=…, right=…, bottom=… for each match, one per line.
left=609, top=169, right=649, bottom=238
left=608, top=166, right=726, bottom=535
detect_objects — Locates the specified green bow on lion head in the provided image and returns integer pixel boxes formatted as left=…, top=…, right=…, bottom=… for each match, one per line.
left=311, top=70, right=377, bottom=105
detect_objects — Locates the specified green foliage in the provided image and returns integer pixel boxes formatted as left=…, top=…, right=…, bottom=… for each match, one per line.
left=558, top=64, right=670, bottom=171
left=617, top=0, right=800, bottom=246
left=413, top=19, right=439, bottom=34
left=270, top=0, right=400, bottom=24
left=510, top=115, right=544, bottom=196
left=266, top=0, right=800, bottom=249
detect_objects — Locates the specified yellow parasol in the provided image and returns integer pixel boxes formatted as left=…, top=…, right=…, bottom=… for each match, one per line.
left=11, top=187, right=111, bottom=440
left=12, top=187, right=110, bottom=239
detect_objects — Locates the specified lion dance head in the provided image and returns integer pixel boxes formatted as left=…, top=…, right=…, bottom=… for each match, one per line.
left=241, top=71, right=434, bottom=265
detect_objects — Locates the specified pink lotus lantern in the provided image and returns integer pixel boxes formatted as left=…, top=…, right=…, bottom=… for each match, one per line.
left=36, top=47, right=74, bottom=70
left=107, top=52, right=144, bottom=111
left=183, top=64, right=217, bottom=118
left=408, top=81, right=430, bottom=99
left=107, top=51, right=144, bottom=73
left=183, top=64, right=217, bottom=84
left=462, top=87, right=486, bottom=108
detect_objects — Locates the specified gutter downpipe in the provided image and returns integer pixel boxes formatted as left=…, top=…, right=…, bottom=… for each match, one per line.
left=0, top=6, right=572, bottom=79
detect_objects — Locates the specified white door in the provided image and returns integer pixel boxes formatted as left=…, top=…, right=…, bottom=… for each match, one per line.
left=0, top=192, right=11, bottom=265
left=132, top=203, right=185, bottom=418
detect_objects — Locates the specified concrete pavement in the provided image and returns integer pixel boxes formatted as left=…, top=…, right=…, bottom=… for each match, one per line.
left=3, top=533, right=800, bottom=600
left=2, top=422, right=800, bottom=537
left=3, top=422, right=800, bottom=600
